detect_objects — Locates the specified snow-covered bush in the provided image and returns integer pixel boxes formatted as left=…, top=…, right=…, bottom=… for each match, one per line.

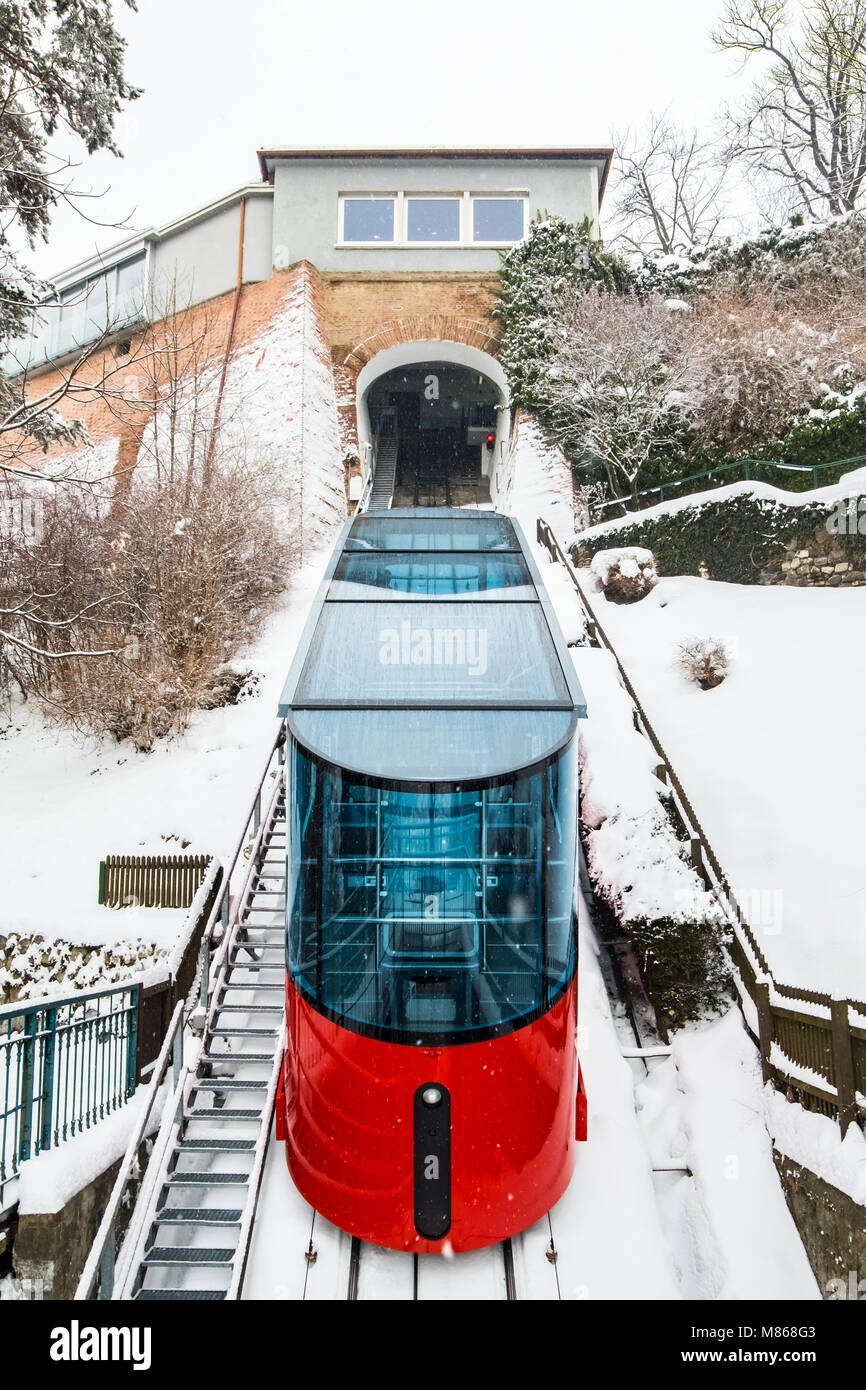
left=677, top=637, right=730, bottom=690
left=579, top=648, right=729, bottom=1028
left=571, top=481, right=866, bottom=584
left=591, top=546, right=658, bottom=602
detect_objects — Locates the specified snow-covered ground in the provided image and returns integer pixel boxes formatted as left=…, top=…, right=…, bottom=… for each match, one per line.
left=581, top=574, right=866, bottom=1002
left=0, top=549, right=330, bottom=955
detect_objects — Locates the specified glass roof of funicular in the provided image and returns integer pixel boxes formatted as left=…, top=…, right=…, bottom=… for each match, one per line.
left=279, top=510, right=587, bottom=782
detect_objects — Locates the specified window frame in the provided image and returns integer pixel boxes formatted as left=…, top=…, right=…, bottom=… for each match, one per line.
left=338, top=193, right=398, bottom=245
left=470, top=194, right=529, bottom=247
left=403, top=194, right=462, bottom=247
left=336, top=191, right=529, bottom=248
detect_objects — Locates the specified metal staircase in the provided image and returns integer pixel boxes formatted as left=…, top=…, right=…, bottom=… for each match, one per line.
left=82, top=727, right=289, bottom=1302
left=368, top=436, right=398, bottom=509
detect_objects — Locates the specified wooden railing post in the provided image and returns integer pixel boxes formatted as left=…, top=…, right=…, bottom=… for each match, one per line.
left=830, top=999, right=856, bottom=1136
left=755, top=981, right=774, bottom=1085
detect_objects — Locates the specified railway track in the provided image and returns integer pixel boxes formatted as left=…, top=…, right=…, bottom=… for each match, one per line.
left=344, top=1234, right=519, bottom=1301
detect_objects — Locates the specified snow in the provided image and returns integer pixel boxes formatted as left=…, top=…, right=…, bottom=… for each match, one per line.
left=574, top=647, right=717, bottom=927
left=578, top=464, right=866, bottom=545
left=498, top=411, right=575, bottom=542
left=15, top=1081, right=164, bottom=1215
left=766, top=1089, right=866, bottom=1207
left=637, top=1009, right=818, bottom=1299
left=0, top=550, right=329, bottom=971
left=136, top=263, right=346, bottom=551
left=584, top=575, right=866, bottom=1000
left=590, top=545, right=657, bottom=587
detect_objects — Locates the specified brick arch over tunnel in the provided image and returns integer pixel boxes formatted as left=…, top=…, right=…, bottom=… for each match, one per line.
left=343, top=315, right=501, bottom=375
left=354, top=338, right=510, bottom=464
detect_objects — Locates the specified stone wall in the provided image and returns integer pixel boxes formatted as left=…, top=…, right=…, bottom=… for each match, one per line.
left=774, top=1151, right=866, bottom=1299
left=761, top=522, right=866, bottom=586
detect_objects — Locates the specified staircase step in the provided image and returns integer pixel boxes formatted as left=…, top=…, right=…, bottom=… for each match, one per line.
left=185, top=1109, right=263, bottom=1121
left=220, top=982, right=284, bottom=991
left=214, top=1004, right=282, bottom=1012
left=209, top=1026, right=279, bottom=1036
left=136, top=1290, right=226, bottom=1301
left=165, top=1172, right=250, bottom=1186
left=143, top=1247, right=235, bottom=1267
left=201, top=1054, right=274, bottom=1065
left=155, top=1208, right=242, bottom=1225
left=194, top=1078, right=268, bottom=1090
left=179, top=1138, right=257, bottom=1151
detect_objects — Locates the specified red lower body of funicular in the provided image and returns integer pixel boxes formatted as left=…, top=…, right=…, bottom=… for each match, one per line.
left=276, top=975, right=582, bottom=1253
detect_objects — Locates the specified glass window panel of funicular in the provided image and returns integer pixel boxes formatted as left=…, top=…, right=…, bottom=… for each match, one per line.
left=330, top=551, right=534, bottom=600
left=287, top=741, right=577, bottom=1038
left=295, top=601, right=569, bottom=705
left=345, top=515, right=518, bottom=552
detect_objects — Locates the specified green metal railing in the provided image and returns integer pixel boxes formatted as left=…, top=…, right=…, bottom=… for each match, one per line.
left=587, top=453, right=866, bottom=525
left=0, top=982, right=138, bottom=1207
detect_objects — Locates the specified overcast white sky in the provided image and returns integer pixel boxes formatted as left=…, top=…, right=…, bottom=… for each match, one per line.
left=31, top=0, right=756, bottom=277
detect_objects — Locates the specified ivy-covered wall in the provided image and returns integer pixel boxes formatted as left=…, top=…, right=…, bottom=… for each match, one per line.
left=571, top=486, right=866, bottom=586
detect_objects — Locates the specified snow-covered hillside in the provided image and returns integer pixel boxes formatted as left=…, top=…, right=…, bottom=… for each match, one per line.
left=0, top=550, right=329, bottom=960
left=583, top=574, right=866, bottom=1001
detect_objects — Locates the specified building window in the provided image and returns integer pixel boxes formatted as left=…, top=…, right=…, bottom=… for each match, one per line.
left=472, top=197, right=527, bottom=244
left=338, top=193, right=528, bottom=247
left=341, top=196, right=395, bottom=243
left=406, top=196, right=461, bottom=243
left=3, top=250, right=147, bottom=377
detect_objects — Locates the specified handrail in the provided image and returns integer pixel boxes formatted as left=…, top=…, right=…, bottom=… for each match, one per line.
left=587, top=453, right=866, bottom=525
left=190, top=720, right=286, bottom=1021
left=74, top=1000, right=185, bottom=1300
left=102, top=735, right=288, bottom=1301
left=0, top=982, right=139, bottom=1208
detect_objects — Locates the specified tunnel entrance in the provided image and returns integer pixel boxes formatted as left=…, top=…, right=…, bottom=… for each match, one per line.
left=366, top=361, right=500, bottom=506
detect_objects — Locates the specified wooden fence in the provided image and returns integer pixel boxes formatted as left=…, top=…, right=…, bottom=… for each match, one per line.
left=98, top=854, right=211, bottom=910
left=537, top=517, right=866, bottom=1136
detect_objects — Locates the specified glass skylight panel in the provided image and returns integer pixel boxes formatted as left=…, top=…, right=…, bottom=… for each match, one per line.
left=346, top=515, right=518, bottom=552
left=406, top=198, right=461, bottom=242
left=473, top=197, right=526, bottom=243
left=342, top=197, right=395, bottom=242
left=291, top=709, right=575, bottom=782
left=295, top=601, right=569, bottom=706
left=330, top=551, right=533, bottom=600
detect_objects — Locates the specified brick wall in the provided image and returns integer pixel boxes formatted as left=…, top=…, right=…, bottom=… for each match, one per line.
left=12, top=262, right=504, bottom=517
left=321, top=271, right=500, bottom=365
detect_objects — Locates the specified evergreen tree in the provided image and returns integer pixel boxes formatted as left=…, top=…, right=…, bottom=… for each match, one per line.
left=493, top=214, right=635, bottom=417
left=0, top=0, right=140, bottom=452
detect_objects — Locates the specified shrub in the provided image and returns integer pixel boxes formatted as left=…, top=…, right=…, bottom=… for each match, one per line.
left=627, top=914, right=731, bottom=1031
left=677, top=637, right=730, bottom=689
left=590, top=546, right=658, bottom=602
left=571, top=486, right=866, bottom=583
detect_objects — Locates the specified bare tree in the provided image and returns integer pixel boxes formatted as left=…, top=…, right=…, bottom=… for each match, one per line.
left=1, top=285, right=293, bottom=743
left=542, top=291, right=693, bottom=497
left=714, top=0, right=866, bottom=217
left=609, top=113, right=729, bottom=255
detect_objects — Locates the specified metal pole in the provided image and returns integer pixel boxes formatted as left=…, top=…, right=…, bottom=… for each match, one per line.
left=172, top=1018, right=183, bottom=1091
left=39, top=1007, right=57, bottom=1153
left=19, top=1011, right=37, bottom=1163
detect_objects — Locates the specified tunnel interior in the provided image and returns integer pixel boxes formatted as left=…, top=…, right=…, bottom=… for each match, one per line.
left=366, top=362, right=501, bottom=506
